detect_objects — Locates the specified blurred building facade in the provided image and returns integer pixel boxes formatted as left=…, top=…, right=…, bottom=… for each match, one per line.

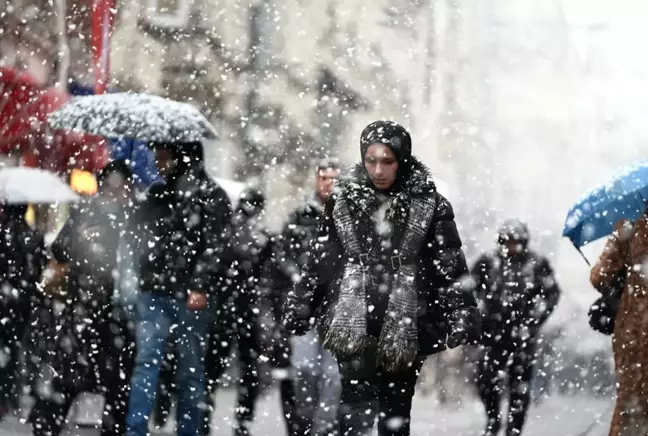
left=108, top=0, right=448, bottom=227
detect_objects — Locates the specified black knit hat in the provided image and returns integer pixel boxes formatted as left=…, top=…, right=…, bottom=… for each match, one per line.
left=498, top=219, right=530, bottom=245
left=360, top=120, right=412, bottom=162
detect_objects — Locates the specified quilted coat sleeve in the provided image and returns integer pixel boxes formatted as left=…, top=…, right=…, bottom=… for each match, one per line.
left=427, top=194, right=480, bottom=342
left=591, top=219, right=632, bottom=292
left=282, top=198, right=342, bottom=335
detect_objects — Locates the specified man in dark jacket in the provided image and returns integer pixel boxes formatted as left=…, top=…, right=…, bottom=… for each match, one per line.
left=126, top=142, right=232, bottom=436
left=0, top=203, right=46, bottom=418
left=202, top=187, right=271, bottom=436
left=470, top=220, right=561, bottom=436
left=270, top=159, right=342, bottom=436
left=283, top=121, right=480, bottom=436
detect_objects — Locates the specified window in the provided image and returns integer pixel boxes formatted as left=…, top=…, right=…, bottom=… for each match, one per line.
left=144, top=0, right=193, bottom=29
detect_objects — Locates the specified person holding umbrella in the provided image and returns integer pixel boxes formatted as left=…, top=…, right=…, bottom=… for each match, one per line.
left=565, top=162, right=648, bottom=436
left=126, top=141, right=232, bottom=436
left=283, top=121, right=479, bottom=436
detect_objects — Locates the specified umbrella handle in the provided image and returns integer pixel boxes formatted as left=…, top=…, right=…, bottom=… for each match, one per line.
left=573, top=243, right=591, bottom=266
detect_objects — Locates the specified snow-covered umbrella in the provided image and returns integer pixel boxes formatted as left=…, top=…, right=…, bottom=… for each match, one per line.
left=0, top=167, right=80, bottom=204
left=47, top=92, right=218, bottom=143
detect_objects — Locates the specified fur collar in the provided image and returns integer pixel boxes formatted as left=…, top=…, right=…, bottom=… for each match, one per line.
left=334, top=157, right=437, bottom=253
left=335, top=156, right=436, bottom=216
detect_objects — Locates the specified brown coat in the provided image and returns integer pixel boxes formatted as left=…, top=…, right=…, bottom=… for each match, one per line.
left=591, top=215, right=648, bottom=436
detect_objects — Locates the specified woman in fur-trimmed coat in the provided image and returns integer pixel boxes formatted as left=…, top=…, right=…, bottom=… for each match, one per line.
left=283, top=121, right=480, bottom=436
left=591, top=214, right=648, bottom=436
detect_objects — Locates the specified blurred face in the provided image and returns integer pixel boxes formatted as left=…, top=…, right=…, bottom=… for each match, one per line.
left=102, top=172, right=133, bottom=206
left=315, top=167, right=341, bottom=201
left=155, top=148, right=177, bottom=178
left=364, top=144, right=398, bottom=191
left=499, top=237, right=524, bottom=257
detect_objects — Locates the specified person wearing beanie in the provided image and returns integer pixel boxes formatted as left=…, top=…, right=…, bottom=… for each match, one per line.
left=283, top=120, right=480, bottom=436
left=467, top=219, right=561, bottom=436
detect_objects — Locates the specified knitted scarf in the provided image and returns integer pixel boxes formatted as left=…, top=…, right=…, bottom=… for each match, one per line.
left=323, top=157, right=437, bottom=371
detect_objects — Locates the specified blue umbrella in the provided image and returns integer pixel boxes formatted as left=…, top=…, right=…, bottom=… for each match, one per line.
left=563, top=161, right=648, bottom=260
left=110, top=137, right=161, bottom=188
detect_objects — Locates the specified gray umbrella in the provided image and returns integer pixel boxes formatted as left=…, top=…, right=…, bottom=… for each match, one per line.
left=47, top=92, right=218, bottom=143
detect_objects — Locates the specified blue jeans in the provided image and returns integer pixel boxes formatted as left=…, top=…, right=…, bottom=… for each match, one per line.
left=126, top=292, right=208, bottom=436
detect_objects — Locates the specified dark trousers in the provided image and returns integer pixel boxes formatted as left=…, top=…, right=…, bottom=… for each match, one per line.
left=336, top=352, right=424, bottom=436
left=202, top=310, right=261, bottom=435
left=0, top=296, right=30, bottom=413
left=29, top=314, right=135, bottom=436
left=268, top=330, right=299, bottom=436
left=477, top=341, right=536, bottom=436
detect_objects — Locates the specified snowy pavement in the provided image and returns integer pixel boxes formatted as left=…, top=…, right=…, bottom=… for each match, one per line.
left=0, top=389, right=614, bottom=436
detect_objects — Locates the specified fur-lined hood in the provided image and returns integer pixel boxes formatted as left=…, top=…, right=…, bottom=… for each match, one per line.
left=333, top=156, right=437, bottom=222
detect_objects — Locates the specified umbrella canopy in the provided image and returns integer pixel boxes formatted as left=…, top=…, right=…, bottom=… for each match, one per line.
left=0, top=167, right=80, bottom=204
left=47, top=92, right=218, bottom=143
left=563, top=161, right=648, bottom=248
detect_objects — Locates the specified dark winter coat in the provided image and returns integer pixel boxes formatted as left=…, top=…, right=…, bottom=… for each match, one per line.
left=470, top=250, right=561, bottom=346
left=265, top=198, right=323, bottom=332
left=0, top=206, right=46, bottom=302
left=52, top=197, right=129, bottom=284
left=273, top=199, right=323, bottom=289
left=31, top=197, right=135, bottom=397
left=218, top=210, right=271, bottom=321
left=0, top=205, right=46, bottom=343
left=283, top=158, right=479, bottom=360
left=136, top=169, right=232, bottom=298
left=261, top=200, right=323, bottom=369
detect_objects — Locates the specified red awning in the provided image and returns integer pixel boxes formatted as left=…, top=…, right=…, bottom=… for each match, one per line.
left=0, top=67, right=107, bottom=173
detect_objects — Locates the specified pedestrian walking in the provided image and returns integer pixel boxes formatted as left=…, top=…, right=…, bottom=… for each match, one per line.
left=273, top=158, right=342, bottom=436
left=202, top=187, right=271, bottom=436
left=470, top=220, right=561, bottom=436
left=591, top=215, right=648, bottom=436
left=0, top=203, right=46, bottom=419
left=126, top=141, right=232, bottom=436
left=283, top=121, right=480, bottom=436
left=29, top=160, right=138, bottom=436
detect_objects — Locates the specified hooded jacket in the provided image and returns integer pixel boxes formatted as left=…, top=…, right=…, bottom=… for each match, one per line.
left=136, top=142, right=232, bottom=298
left=470, top=247, right=560, bottom=346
